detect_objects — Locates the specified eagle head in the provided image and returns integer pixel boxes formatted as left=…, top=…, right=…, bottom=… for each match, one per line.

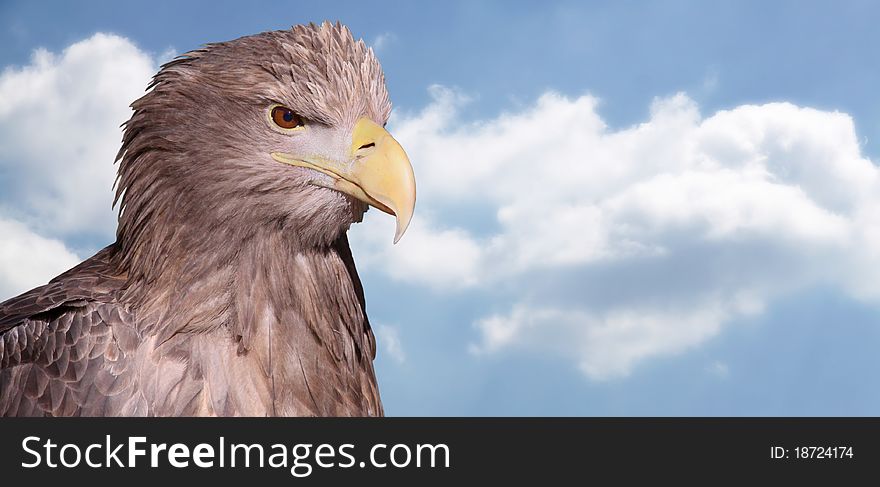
left=114, top=21, right=416, bottom=256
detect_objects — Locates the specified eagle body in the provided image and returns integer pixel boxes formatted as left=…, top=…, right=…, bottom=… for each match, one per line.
left=0, top=22, right=416, bottom=416
left=0, top=234, right=381, bottom=417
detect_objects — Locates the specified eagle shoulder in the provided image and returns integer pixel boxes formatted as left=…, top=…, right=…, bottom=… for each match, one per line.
left=0, top=246, right=144, bottom=416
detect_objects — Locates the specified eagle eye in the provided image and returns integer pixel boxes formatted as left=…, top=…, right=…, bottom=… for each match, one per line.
left=270, top=105, right=304, bottom=130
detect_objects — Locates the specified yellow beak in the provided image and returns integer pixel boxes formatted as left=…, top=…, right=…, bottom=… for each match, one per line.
left=271, top=117, right=416, bottom=243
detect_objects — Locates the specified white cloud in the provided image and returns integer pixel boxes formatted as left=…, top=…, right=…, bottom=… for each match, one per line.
left=469, top=302, right=732, bottom=380
left=351, top=86, right=880, bottom=380
left=0, top=218, right=80, bottom=299
left=0, top=33, right=158, bottom=242
left=354, top=213, right=483, bottom=290
left=0, top=33, right=159, bottom=300
left=375, top=324, right=406, bottom=364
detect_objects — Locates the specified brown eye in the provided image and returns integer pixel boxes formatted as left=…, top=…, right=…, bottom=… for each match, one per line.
left=271, top=105, right=303, bottom=129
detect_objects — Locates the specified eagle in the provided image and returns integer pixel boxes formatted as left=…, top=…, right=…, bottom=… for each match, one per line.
left=0, top=22, right=416, bottom=416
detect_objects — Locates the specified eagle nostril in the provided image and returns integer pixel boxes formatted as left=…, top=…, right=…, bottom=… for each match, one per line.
left=358, top=142, right=375, bottom=150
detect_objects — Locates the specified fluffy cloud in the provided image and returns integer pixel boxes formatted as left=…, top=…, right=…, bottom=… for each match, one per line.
left=0, top=218, right=80, bottom=299
left=351, top=86, right=880, bottom=380
left=0, top=34, right=158, bottom=299
left=0, top=33, right=157, bottom=242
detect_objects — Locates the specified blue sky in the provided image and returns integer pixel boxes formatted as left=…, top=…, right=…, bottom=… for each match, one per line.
left=2, top=0, right=880, bottom=415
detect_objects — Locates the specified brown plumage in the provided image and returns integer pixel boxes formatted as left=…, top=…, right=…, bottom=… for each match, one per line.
left=0, top=22, right=416, bottom=416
